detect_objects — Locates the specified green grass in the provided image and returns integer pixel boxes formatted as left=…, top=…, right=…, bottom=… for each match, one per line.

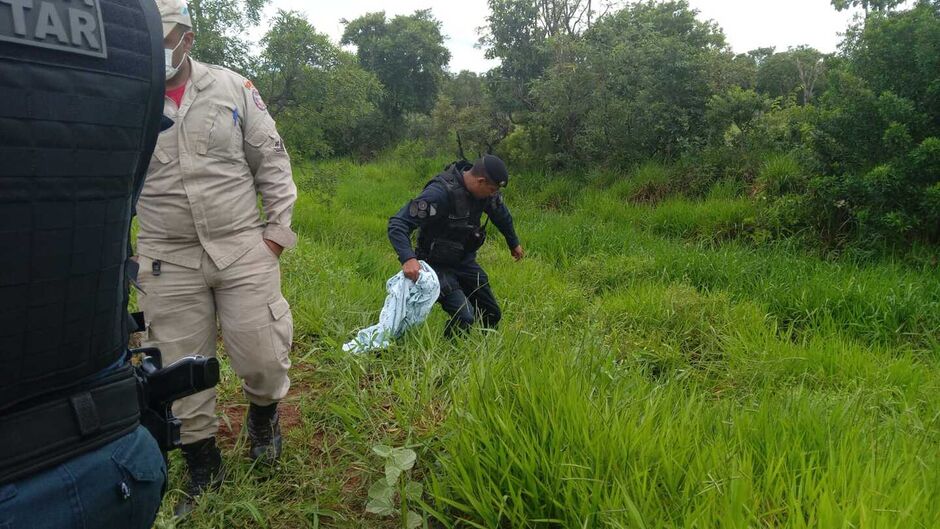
left=154, top=155, right=940, bottom=528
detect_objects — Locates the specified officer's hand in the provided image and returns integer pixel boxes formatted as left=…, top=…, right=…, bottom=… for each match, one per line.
left=264, top=239, right=284, bottom=258
left=511, top=245, right=525, bottom=261
left=402, top=258, right=421, bottom=282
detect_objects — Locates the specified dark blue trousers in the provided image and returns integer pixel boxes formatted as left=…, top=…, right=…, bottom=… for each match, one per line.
left=0, top=426, right=166, bottom=529
left=434, top=259, right=502, bottom=337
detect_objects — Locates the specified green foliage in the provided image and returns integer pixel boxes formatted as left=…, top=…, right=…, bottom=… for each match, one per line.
left=520, top=1, right=733, bottom=168
left=430, top=330, right=939, bottom=527
left=186, top=0, right=268, bottom=73
left=155, top=158, right=940, bottom=527
left=186, top=0, right=938, bottom=249
left=760, top=137, right=940, bottom=247
left=367, top=445, right=423, bottom=528
left=189, top=0, right=940, bottom=249
left=418, top=70, right=517, bottom=159
left=705, top=87, right=772, bottom=141
left=756, top=153, right=806, bottom=197
left=342, top=10, right=451, bottom=119
left=831, top=0, right=906, bottom=13
left=748, top=3, right=940, bottom=247
left=254, top=11, right=383, bottom=159
left=843, top=1, right=940, bottom=138
left=480, top=0, right=597, bottom=116
left=755, top=46, right=829, bottom=105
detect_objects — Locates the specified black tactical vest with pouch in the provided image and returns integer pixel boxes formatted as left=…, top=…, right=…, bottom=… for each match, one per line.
left=0, top=0, right=164, bottom=411
left=416, top=164, right=488, bottom=267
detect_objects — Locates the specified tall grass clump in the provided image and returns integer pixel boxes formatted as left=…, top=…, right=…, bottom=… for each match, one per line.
left=608, top=161, right=674, bottom=203
left=429, top=339, right=940, bottom=528
left=754, top=152, right=806, bottom=197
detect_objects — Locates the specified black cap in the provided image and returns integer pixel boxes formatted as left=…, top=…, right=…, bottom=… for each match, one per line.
left=481, top=155, right=509, bottom=188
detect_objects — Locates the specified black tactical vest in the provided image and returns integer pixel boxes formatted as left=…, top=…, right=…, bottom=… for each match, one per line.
left=416, top=165, right=488, bottom=265
left=0, top=0, right=164, bottom=411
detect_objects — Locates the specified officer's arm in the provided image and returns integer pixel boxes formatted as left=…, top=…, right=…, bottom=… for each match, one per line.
left=242, top=83, right=298, bottom=251
left=485, top=194, right=520, bottom=249
left=388, top=183, right=449, bottom=264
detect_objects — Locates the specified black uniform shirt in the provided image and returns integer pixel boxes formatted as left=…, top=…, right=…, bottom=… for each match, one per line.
left=387, top=168, right=520, bottom=264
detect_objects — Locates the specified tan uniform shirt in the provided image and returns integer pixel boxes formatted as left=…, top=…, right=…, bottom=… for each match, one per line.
left=137, top=59, right=297, bottom=270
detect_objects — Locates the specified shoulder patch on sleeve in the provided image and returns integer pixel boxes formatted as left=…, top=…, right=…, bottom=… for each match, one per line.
left=409, top=200, right=436, bottom=219
left=251, top=88, right=267, bottom=111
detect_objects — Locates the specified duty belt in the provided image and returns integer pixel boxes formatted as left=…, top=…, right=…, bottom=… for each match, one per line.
left=0, top=365, right=141, bottom=484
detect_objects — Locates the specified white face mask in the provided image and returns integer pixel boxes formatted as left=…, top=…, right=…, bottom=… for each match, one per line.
left=164, top=33, right=187, bottom=81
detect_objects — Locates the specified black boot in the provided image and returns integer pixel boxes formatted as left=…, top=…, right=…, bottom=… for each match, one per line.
left=174, top=437, right=225, bottom=518
left=247, top=402, right=282, bottom=462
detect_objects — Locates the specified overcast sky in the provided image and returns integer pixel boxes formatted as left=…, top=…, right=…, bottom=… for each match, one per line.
left=256, top=0, right=875, bottom=72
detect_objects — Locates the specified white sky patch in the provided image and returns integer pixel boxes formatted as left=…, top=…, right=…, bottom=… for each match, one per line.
left=255, top=0, right=901, bottom=73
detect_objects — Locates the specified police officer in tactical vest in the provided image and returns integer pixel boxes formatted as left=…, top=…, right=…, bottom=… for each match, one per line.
left=0, top=0, right=167, bottom=527
left=388, top=156, right=525, bottom=336
left=135, top=0, right=298, bottom=516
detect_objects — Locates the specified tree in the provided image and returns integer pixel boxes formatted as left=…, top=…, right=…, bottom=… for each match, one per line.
left=527, top=0, right=729, bottom=166
left=443, top=71, right=487, bottom=110
left=254, top=11, right=382, bottom=158
left=747, top=47, right=776, bottom=68
left=795, top=55, right=826, bottom=104
left=341, top=10, right=450, bottom=120
left=187, top=0, right=268, bottom=73
left=756, top=47, right=829, bottom=105
left=480, top=0, right=615, bottom=117
left=831, top=0, right=906, bottom=14
left=842, top=0, right=940, bottom=137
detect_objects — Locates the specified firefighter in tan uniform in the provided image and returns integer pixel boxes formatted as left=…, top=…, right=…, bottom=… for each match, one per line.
left=136, top=0, right=296, bottom=515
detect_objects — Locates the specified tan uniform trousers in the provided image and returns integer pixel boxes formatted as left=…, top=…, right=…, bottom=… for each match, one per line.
left=138, top=238, right=292, bottom=444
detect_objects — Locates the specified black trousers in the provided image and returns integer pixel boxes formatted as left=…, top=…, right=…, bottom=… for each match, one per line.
left=433, top=260, right=502, bottom=337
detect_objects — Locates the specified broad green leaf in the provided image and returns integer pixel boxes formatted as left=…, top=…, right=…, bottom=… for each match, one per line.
left=406, top=510, right=423, bottom=529
left=391, top=448, right=417, bottom=471
left=385, top=464, right=403, bottom=486
left=365, top=496, right=395, bottom=516
left=367, top=479, right=395, bottom=501
left=404, top=481, right=423, bottom=501
left=372, top=445, right=393, bottom=458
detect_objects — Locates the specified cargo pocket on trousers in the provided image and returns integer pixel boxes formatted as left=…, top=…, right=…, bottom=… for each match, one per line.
left=267, top=296, right=293, bottom=363
left=110, top=428, right=167, bottom=529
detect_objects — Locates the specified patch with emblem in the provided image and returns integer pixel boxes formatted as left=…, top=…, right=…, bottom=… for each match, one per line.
left=409, top=200, right=434, bottom=219
left=251, top=88, right=267, bottom=111
left=244, top=79, right=255, bottom=90
left=273, top=137, right=285, bottom=152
